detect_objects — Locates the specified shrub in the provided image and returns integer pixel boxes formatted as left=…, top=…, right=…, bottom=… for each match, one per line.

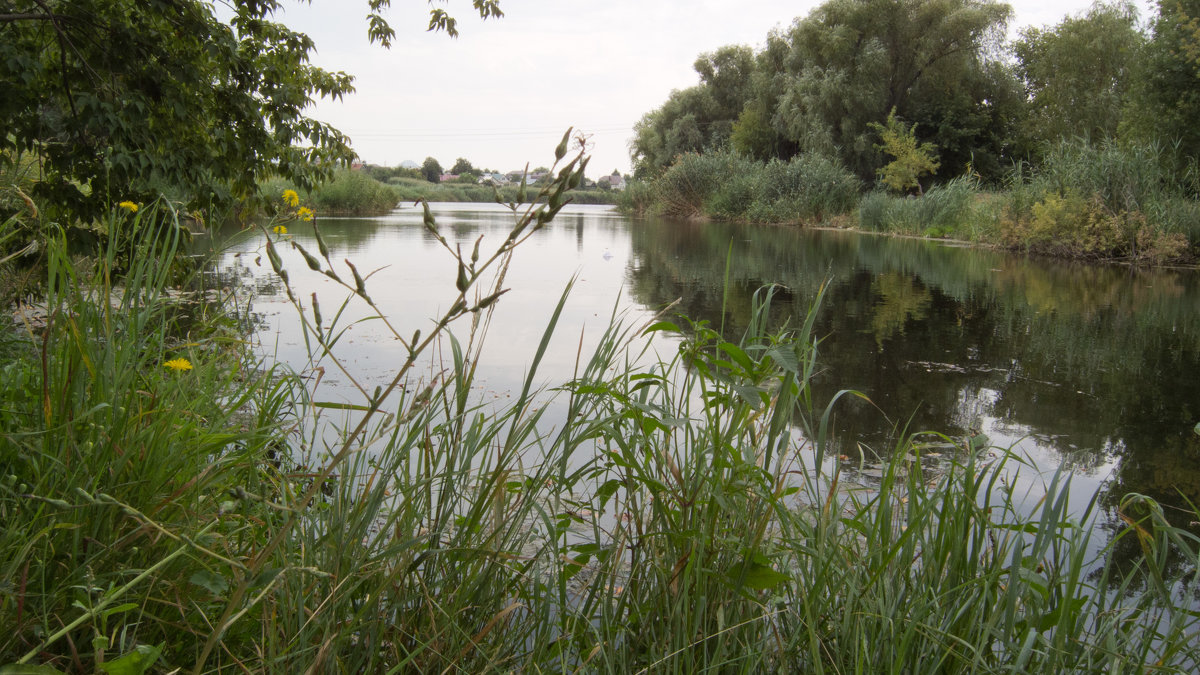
left=307, top=169, right=400, bottom=216
left=648, top=150, right=860, bottom=224
left=655, top=151, right=751, bottom=218
left=616, top=178, right=658, bottom=214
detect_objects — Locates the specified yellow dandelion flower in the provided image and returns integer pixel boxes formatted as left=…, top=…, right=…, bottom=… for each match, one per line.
left=297, top=206, right=315, bottom=222
left=164, top=357, right=193, bottom=371
left=118, top=201, right=139, bottom=213
left=281, top=189, right=300, bottom=207
left=272, top=224, right=288, bottom=235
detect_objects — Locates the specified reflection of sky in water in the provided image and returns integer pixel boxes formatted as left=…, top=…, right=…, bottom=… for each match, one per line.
left=209, top=203, right=1200, bottom=558
left=215, top=202, right=673, bottom=459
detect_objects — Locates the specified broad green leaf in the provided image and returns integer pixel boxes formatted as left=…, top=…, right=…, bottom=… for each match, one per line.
left=100, top=602, right=139, bottom=620
left=718, top=343, right=755, bottom=371
left=766, top=345, right=801, bottom=373
left=735, top=562, right=790, bottom=591
left=189, top=570, right=229, bottom=597
left=641, top=321, right=680, bottom=335
left=595, top=479, right=623, bottom=505
left=97, top=643, right=163, bottom=675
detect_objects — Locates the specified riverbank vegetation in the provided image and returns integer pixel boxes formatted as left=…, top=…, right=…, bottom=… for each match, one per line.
left=262, top=169, right=402, bottom=217
left=624, top=0, right=1200, bottom=265
left=4, top=184, right=1200, bottom=671
left=256, top=169, right=618, bottom=218
left=4, top=0, right=1200, bottom=671
left=385, top=175, right=620, bottom=205
left=252, top=169, right=619, bottom=219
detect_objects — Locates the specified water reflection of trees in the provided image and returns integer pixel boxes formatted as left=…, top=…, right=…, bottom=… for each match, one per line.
left=626, top=217, right=1200, bottom=525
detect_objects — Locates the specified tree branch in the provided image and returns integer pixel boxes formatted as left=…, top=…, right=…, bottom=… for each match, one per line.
left=0, top=13, right=61, bottom=21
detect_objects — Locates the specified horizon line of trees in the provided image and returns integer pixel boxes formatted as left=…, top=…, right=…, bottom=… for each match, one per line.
left=363, top=157, right=630, bottom=187
left=629, top=0, right=1200, bottom=192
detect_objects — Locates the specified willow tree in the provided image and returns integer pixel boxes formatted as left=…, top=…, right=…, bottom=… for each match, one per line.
left=630, top=45, right=756, bottom=176
left=774, top=0, right=1016, bottom=180
left=0, top=0, right=502, bottom=221
left=1130, top=0, right=1200, bottom=164
left=1013, top=2, right=1145, bottom=148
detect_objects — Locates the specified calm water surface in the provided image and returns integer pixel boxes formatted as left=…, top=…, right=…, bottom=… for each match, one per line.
left=210, top=202, right=1200, bottom=551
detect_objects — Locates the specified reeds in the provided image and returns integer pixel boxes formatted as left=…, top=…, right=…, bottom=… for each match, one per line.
left=641, top=150, right=861, bottom=224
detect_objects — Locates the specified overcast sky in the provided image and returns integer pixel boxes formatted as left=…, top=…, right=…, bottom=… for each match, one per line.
left=262, top=0, right=1157, bottom=178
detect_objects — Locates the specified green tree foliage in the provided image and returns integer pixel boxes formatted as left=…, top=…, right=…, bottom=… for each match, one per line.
left=870, top=111, right=940, bottom=194
left=422, top=157, right=444, bottom=182
left=1130, top=0, right=1200, bottom=162
left=0, top=0, right=503, bottom=220
left=1013, top=2, right=1145, bottom=147
left=450, top=157, right=476, bottom=174
left=630, top=0, right=1017, bottom=183
left=630, top=45, right=755, bottom=176
left=729, top=31, right=799, bottom=162
left=776, top=0, right=1014, bottom=180
left=631, top=89, right=714, bottom=178
left=693, top=45, right=757, bottom=123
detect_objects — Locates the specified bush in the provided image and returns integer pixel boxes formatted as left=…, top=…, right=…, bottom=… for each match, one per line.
left=264, top=169, right=400, bottom=216
left=1001, top=190, right=1190, bottom=262
left=616, top=178, right=658, bottom=214
left=994, top=140, right=1198, bottom=262
left=655, top=151, right=749, bottom=218
left=647, top=151, right=860, bottom=224
left=307, top=169, right=400, bottom=216
left=750, top=153, right=861, bottom=222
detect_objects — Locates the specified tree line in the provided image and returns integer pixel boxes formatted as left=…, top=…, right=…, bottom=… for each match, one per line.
left=630, top=0, right=1200, bottom=190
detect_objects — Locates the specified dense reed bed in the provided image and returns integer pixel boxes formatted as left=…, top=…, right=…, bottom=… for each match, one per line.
left=3, top=144, right=1199, bottom=672
left=622, top=140, right=1199, bottom=265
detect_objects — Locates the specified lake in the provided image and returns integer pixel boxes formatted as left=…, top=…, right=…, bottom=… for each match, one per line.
left=208, top=201, right=1200, bottom=560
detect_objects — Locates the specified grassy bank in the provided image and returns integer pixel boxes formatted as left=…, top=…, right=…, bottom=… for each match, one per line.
left=386, top=175, right=620, bottom=205
left=258, top=170, right=618, bottom=221
left=3, top=171, right=1200, bottom=671
left=622, top=141, right=1200, bottom=265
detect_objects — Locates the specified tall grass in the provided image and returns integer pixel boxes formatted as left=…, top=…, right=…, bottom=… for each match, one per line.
left=858, top=176, right=998, bottom=238
left=3, top=138, right=1199, bottom=671
left=856, top=140, right=1199, bottom=263
left=639, top=150, right=861, bottom=224
left=0, top=201, right=291, bottom=669
left=987, top=141, right=1197, bottom=262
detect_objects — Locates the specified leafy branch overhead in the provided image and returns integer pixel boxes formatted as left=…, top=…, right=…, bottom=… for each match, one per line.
left=0, top=1, right=502, bottom=222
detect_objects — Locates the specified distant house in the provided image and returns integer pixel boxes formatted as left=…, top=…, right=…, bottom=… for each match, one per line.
left=598, top=171, right=626, bottom=190
left=478, top=172, right=509, bottom=186
left=502, top=169, right=552, bottom=184
left=350, top=160, right=365, bottom=171
left=439, top=173, right=460, bottom=183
